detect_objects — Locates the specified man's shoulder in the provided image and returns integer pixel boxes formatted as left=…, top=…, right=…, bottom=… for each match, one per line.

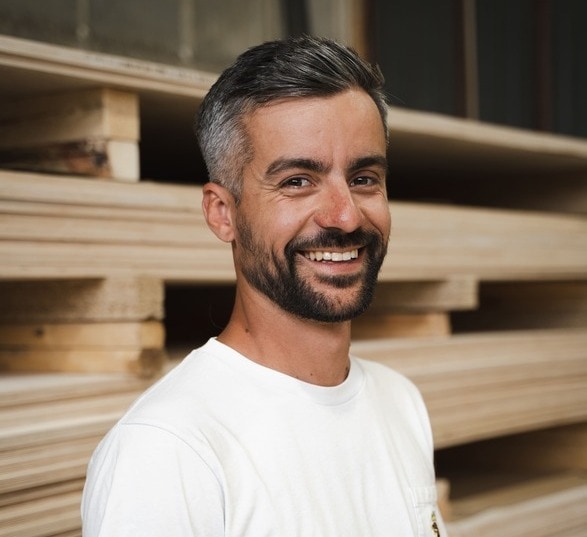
left=354, top=356, right=426, bottom=408
left=355, top=355, right=417, bottom=388
left=119, top=339, right=228, bottom=426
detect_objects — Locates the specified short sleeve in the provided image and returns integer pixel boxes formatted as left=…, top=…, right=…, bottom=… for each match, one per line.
left=82, top=423, right=224, bottom=537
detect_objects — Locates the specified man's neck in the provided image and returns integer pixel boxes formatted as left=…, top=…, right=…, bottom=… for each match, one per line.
left=217, top=290, right=352, bottom=387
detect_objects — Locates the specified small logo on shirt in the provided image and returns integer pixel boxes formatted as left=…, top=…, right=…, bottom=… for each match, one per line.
left=431, top=510, right=440, bottom=536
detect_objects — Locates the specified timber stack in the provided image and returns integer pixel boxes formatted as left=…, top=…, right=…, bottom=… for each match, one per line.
left=1, top=34, right=587, bottom=537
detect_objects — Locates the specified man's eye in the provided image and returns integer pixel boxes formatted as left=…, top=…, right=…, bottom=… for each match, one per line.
left=350, top=175, right=376, bottom=187
left=282, top=177, right=310, bottom=188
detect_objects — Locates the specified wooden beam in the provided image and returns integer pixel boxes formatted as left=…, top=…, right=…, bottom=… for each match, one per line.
left=0, top=88, right=139, bottom=146
left=0, top=321, right=164, bottom=348
left=352, top=313, right=451, bottom=339
left=454, top=281, right=587, bottom=331
left=0, top=34, right=216, bottom=100
left=440, top=423, right=587, bottom=474
left=447, top=473, right=587, bottom=537
left=370, top=278, right=478, bottom=313
left=0, top=88, right=140, bottom=180
left=0, top=391, right=145, bottom=451
left=0, top=278, right=164, bottom=323
left=0, top=139, right=139, bottom=181
left=0, top=436, right=99, bottom=495
left=0, top=371, right=152, bottom=408
left=0, top=489, right=82, bottom=537
left=0, top=348, right=166, bottom=377
left=386, top=105, right=587, bottom=175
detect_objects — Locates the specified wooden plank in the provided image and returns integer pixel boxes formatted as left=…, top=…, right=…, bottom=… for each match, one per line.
left=0, top=371, right=153, bottom=408
left=0, top=211, right=203, bottom=246
left=0, top=198, right=198, bottom=223
left=441, top=423, right=587, bottom=475
left=0, top=319, right=165, bottom=376
left=454, top=281, right=587, bottom=332
left=0, top=391, right=142, bottom=451
left=381, top=201, right=587, bottom=282
left=352, top=313, right=451, bottom=339
left=0, top=88, right=140, bottom=180
left=0, top=348, right=166, bottom=376
left=0, top=437, right=99, bottom=495
left=447, top=473, right=587, bottom=537
left=0, top=241, right=236, bottom=283
left=0, top=321, right=164, bottom=349
left=0, top=88, right=139, bottom=147
left=370, top=278, right=478, bottom=313
left=352, top=329, right=587, bottom=447
left=0, top=489, right=81, bottom=537
left=387, top=105, right=587, bottom=175
left=0, top=170, right=200, bottom=212
left=0, top=278, right=164, bottom=323
left=0, top=479, right=82, bottom=510
left=0, top=139, right=139, bottom=181
left=0, top=34, right=216, bottom=100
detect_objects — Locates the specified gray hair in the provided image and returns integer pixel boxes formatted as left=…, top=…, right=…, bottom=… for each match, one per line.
left=195, top=35, right=389, bottom=200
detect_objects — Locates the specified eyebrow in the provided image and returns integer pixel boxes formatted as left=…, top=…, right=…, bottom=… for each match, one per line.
left=348, top=155, right=388, bottom=173
left=265, top=158, right=328, bottom=178
left=265, top=154, right=387, bottom=178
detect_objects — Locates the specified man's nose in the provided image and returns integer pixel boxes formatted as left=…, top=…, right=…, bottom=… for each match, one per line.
left=313, top=185, right=364, bottom=233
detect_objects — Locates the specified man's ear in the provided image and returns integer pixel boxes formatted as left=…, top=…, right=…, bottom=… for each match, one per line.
left=202, top=182, right=237, bottom=243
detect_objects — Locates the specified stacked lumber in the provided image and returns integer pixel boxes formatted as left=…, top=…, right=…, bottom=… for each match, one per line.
left=435, top=423, right=587, bottom=535
left=1, top=34, right=587, bottom=537
left=2, top=34, right=586, bottom=190
left=354, top=330, right=587, bottom=534
left=445, top=473, right=587, bottom=537
left=0, top=278, right=166, bottom=376
left=0, top=370, right=155, bottom=537
left=2, top=169, right=587, bottom=282
left=0, top=88, right=140, bottom=181
left=351, top=328, right=587, bottom=448
left=352, top=277, right=478, bottom=339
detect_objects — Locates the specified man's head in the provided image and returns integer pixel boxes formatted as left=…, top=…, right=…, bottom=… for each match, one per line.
left=195, top=35, right=388, bottom=201
left=199, top=36, right=391, bottom=324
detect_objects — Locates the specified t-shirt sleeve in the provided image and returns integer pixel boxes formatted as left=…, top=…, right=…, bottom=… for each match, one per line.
left=81, top=422, right=224, bottom=537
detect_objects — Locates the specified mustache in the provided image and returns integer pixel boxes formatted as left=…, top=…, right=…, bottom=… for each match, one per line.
left=286, top=228, right=382, bottom=254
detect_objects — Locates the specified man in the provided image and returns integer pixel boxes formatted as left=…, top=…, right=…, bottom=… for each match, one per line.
left=82, top=35, right=446, bottom=536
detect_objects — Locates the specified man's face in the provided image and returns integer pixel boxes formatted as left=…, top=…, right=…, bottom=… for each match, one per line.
left=233, top=89, right=391, bottom=322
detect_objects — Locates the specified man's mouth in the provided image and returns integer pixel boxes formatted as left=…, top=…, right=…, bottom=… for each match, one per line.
left=302, top=248, right=360, bottom=262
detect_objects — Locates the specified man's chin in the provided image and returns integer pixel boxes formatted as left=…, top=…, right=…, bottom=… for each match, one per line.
left=297, top=287, right=374, bottom=323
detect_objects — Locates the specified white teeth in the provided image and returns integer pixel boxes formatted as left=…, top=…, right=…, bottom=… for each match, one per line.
left=303, top=249, right=359, bottom=262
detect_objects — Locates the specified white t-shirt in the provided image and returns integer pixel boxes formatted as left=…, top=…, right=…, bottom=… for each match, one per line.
left=82, top=338, right=446, bottom=536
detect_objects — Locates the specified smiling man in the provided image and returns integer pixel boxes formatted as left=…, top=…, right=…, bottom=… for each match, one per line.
left=82, top=36, right=446, bottom=537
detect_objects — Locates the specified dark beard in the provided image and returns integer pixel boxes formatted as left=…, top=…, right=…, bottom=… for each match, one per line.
left=236, top=220, right=388, bottom=323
